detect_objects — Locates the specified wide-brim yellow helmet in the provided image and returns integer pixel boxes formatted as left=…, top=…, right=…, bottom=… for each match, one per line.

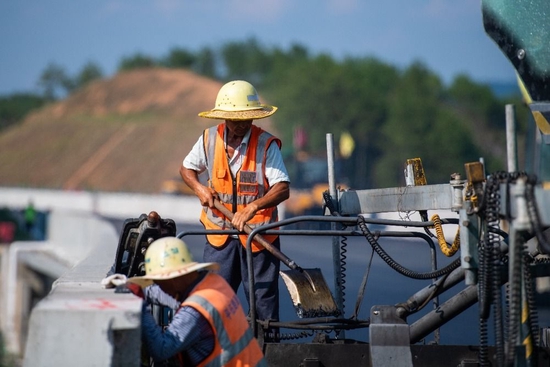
left=127, top=237, right=219, bottom=288
left=198, top=80, right=277, bottom=121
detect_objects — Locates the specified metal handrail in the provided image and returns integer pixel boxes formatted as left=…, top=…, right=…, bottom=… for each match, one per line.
left=177, top=214, right=459, bottom=338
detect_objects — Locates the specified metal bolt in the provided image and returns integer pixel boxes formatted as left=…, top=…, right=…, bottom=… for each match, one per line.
left=464, top=255, right=471, bottom=263
left=517, top=49, right=526, bottom=60
left=373, top=310, right=380, bottom=316
left=147, top=211, right=160, bottom=226
left=462, top=220, right=470, bottom=227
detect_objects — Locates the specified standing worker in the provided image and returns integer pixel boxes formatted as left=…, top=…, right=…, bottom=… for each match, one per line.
left=180, top=80, right=290, bottom=336
left=127, top=236, right=266, bottom=366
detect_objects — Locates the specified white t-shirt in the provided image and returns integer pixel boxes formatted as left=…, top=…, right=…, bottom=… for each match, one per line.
left=183, top=126, right=290, bottom=186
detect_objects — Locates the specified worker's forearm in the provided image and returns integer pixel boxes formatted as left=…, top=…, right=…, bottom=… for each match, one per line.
left=231, top=181, right=289, bottom=231
left=179, top=166, right=202, bottom=193
left=180, top=166, right=215, bottom=207
left=250, top=181, right=290, bottom=212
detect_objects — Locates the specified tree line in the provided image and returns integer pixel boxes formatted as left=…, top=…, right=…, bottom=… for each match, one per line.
left=0, top=38, right=528, bottom=189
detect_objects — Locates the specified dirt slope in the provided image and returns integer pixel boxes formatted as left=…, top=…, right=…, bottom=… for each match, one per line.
left=0, top=68, right=277, bottom=193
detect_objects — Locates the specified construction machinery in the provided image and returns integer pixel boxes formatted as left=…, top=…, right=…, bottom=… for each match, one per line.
left=21, top=1, right=550, bottom=366
left=179, top=1, right=550, bottom=365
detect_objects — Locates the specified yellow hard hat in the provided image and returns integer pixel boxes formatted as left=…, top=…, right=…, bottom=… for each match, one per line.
left=127, top=237, right=219, bottom=287
left=198, top=80, right=277, bottom=121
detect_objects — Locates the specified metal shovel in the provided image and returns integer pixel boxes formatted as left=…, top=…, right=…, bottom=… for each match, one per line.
left=213, top=200, right=340, bottom=318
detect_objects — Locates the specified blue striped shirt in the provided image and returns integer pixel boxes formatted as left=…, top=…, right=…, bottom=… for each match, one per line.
left=142, top=282, right=214, bottom=365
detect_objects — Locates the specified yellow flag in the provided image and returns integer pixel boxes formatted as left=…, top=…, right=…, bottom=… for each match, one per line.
left=339, top=131, right=355, bottom=158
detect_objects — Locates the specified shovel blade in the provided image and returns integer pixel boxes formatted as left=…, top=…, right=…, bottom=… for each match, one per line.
left=280, top=268, right=340, bottom=318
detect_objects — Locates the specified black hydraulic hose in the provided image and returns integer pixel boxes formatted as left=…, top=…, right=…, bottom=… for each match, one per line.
left=357, top=216, right=460, bottom=280
left=259, top=318, right=370, bottom=331
left=525, top=175, right=550, bottom=254
left=478, top=238, right=492, bottom=320
left=479, top=317, right=489, bottom=367
left=339, top=234, right=348, bottom=309
left=486, top=173, right=505, bottom=366
left=506, top=231, right=524, bottom=366
left=265, top=330, right=313, bottom=341
left=481, top=171, right=530, bottom=366
left=475, top=170, right=542, bottom=367
left=523, top=252, right=539, bottom=364
left=322, top=190, right=338, bottom=216
left=419, top=210, right=437, bottom=239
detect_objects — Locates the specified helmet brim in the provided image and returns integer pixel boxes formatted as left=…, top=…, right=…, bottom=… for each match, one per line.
left=198, top=105, right=277, bottom=121
left=126, top=261, right=219, bottom=288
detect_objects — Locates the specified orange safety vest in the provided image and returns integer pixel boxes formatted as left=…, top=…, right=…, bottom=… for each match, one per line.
left=181, top=273, right=267, bottom=367
left=200, top=123, right=281, bottom=252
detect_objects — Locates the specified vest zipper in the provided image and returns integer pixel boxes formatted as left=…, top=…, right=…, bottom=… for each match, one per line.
left=232, top=177, right=237, bottom=213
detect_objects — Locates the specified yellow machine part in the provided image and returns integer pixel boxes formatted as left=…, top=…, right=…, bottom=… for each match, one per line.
left=406, top=158, right=427, bottom=186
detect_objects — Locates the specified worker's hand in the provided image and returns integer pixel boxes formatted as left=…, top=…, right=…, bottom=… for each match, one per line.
left=232, top=203, right=258, bottom=232
left=101, top=273, right=127, bottom=289
left=195, top=185, right=217, bottom=208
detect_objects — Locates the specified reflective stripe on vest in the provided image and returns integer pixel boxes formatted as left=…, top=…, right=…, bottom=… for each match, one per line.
left=182, top=273, right=266, bottom=367
left=201, top=124, right=281, bottom=252
left=187, top=295, right=255, bottom=367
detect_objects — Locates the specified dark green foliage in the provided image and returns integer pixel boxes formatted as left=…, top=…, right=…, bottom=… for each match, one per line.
left=6, top=40, right=523, bottom=190
left=117, top=53, right=157, bottom=71
left=161, top=48, right=196, bottom=69
left=376, top=63, right=462, bottom=185
left=160, top=47, right=219, bottom=79
left=0, top=93, right=47, bottom=130
left=75, top=61, right=104, bottom=89
left=194, top=47, right=218, bottom=79
left=37, top=62, right=74, bottom=100
left=36, top=61, right=103, bottom=101
left=221, top=37, right=272, bottom=87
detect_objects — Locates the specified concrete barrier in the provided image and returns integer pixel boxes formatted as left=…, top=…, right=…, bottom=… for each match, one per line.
left=22, top=210, right=143, bottom=367
left=0, top=187, right=203, bottom=223
left=0, top=187, right=279, bottom=365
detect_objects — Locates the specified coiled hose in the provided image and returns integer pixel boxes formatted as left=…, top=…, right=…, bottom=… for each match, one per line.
left=506, top=231, right=524, bottom=366
left=523, top=251, right=539, bottom=365
left=357, top=216, right=460, bottom=280
left=525, top=174, right=550, bottom=254
left=502, top=172, right=537, bottom=367
left=265, top=330, right=314, bottom=341
left=479, top=171, right=537, bottom=366
left=322, top=190, right=347, bottom=312
left=430, top=214, right=460, bottom=257
left=479, top=317, right=489, bottom=367
left=339, top=234, right=348, bottom=309
left=479, top=171, right=522, bottom=366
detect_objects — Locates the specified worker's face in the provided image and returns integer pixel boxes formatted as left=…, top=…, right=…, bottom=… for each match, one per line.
left=225, top=119, right=253, bottom=137
left=155, top=278, right=180, bottom=298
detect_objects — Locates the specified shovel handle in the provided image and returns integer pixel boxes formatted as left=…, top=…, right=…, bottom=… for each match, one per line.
left=213, top=200, right=299, bottom=271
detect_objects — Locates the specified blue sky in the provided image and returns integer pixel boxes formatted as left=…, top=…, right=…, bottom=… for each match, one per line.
left=0, top=0, right=517, bottom=96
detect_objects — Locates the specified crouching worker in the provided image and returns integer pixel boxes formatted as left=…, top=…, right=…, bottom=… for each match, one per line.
left=126, top=236, right=266, bottom=367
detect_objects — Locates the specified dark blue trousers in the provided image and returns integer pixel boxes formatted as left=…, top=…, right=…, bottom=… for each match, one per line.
left=203, top=237, right=280, bottom=323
